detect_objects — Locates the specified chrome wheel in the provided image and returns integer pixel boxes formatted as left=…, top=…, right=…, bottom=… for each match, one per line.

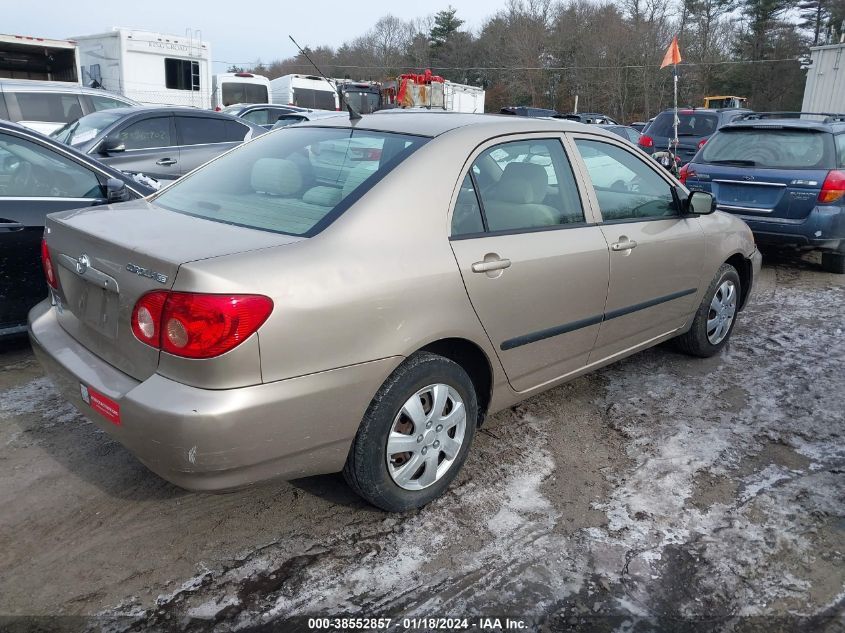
left=386, top=383, right=467, bottom=491
left=707, top=279, right=737, bottom=345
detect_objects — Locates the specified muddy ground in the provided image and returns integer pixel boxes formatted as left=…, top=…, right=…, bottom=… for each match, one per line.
left=0, top=250, right=843, bottom=632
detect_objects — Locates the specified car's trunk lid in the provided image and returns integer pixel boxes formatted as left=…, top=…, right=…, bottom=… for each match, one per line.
left=45, top=200, right=303, bottom=381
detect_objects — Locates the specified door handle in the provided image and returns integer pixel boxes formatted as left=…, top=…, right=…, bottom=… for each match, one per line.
left=471, top=257, right=512, bottom=273
left=0, top=221, right=24, bottom=232
left=610, top=238, right=638, bottom=251
left=155, top=158, right=177, bottom=166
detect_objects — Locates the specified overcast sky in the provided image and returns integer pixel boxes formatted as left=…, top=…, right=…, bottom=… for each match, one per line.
left=6, top=0, right=496, bottom=71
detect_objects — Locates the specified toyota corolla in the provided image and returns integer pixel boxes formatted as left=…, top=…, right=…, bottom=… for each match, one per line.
left=29, top=113, right=761, bottom=512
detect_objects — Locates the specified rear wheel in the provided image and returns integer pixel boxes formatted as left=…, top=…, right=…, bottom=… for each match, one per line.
left=343, top=352, right=478, bottom=512
left=675, top=263, right=741, bottom=357
left=821, top=251, right=845, bottom=274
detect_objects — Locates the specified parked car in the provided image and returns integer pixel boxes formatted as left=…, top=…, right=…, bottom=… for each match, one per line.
left=50, top=107, right=265, bottom=181
left=500, top=106, right=558, bottom=117
left=596, top=124, right=641, bottom=144
left=559, top=112, right=619, bottom=125
left=221, top=103, right=313, bottom=129
left=0, top=80, right=138, bottom=135
left=681, top=112, right=845, bottom=273
left=270, top=110, right=346, bottom=129
left=638, top=108, right=751, bottom=165
left=30, top=114, right=760, bottom=511
left=0, top=120, right=153, bottom=337
left=630, top=121, right=649, bottom=132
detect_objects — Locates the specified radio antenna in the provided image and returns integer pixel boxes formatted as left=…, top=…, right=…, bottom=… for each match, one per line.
left=288, top=35, right=361, bottom=121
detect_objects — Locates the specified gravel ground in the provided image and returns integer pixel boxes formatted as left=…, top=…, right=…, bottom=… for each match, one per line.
left=0, top=251, right=843, bottom=632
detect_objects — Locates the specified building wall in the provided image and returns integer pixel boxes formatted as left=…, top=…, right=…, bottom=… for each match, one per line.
left=802, top=43, right=845, bottom=113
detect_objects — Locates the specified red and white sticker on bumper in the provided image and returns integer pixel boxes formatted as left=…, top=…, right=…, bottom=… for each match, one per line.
left=79, top=383, right=121, bottom=426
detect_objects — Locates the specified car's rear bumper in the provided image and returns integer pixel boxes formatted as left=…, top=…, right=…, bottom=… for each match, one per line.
left=733, top=206, right=845, bottom=252
left=28, top=300, right=402, bottom=491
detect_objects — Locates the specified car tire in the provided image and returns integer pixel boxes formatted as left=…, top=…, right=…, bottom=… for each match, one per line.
left=343, top=352, right=478, bottom=512
left=821, top=251, right=845, bottom=274
left=675, top=263, right=742, bottom=358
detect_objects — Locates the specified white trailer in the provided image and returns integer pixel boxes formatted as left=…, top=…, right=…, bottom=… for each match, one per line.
left=0, top=33, right=80, bottom=82
left=802, top=42, right=845, bottom=113
left=444, top=81, right=485, bottom=113
left=73, top=28, right=212, bottom=108
left=212, top=72, right=271, bottom=109
left=270, top=74, right=338, bottom=111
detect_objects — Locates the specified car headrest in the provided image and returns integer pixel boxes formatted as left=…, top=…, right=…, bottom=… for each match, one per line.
left=495, top=162, right=549, bottom=204
left=251, top=158, right=302, bottom=196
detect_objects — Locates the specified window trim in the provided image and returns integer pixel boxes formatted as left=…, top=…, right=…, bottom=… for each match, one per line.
left=567, top=132, right=686, bottom=225
left=447, top=132, right=599, bottom=240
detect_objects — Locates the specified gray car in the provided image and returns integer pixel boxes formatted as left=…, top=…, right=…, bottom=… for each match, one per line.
left=50, top=107, right=265, bottom=181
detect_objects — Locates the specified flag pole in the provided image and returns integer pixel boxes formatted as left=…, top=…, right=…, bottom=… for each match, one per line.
left=673, top=63, right=678, bottom=155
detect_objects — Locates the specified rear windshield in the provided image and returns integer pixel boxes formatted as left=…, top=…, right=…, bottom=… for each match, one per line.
left=221, top=83, right=268, bottom=107
left=649, top=111, right=718, bottom=138
left=294, top=88, right=336, bottom=110
left=153, top=127, right=427, bottom=236
left=50, top=110, right=122, bottom=146
left=699, top=128, right=835, bottom=169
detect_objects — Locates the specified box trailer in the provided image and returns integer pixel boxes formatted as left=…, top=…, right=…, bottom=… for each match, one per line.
left=445, top=80, right=485, bottom=113
left=212, top=72, right=271, bottom=110
left=802, top=43, right=845, bottom=113
left=73, top=28, right=212, bottom=108
left=0, top=33, right=80, bottom=82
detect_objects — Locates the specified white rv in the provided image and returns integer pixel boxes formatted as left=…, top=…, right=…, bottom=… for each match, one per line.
left=73, top=28, right=212, bottom=108
left=444, top=81, right=485, bottom=113
left=270, top=74, right=338, bottom=111
left=212, top=72, right=270, bottom=110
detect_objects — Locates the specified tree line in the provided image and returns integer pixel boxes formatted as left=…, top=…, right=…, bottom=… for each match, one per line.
left=233, top=0, right=845, bottom=123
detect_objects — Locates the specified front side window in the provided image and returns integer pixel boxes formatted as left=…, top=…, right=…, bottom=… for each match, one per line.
left=462, top=138, right=584, bottom=233
left=164, top=59, right=200, bottom=91
left=154, top=127, right=427, bottom=236
left=0, top=132, right=103, bottom=198
left=15, top=92, right=83, bottom=123
left=575, top=138, right=677, bottom=221
left=51, top=110, right=122, bottom=147
left=117, top=117, right=172, bottom=150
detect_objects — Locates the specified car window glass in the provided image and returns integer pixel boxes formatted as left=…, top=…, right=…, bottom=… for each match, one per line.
left=626, top=128, right=641, bottom=143
left=575, top=138, right=676, bottom=221
left=177, top=117, right=227, bottom=145
left=273, top=115, right=306, bottom=129
left=222, top=120, right=250, bottom=142
left=702, top=129, right=834, bottom=169
left=15, top=92, right=83, bottom=123
left=451, top=173, right=485, bottom=236
left=472, top=138, right=584, bottom=232
left=649, top=112, right=718, bottom=138
left=90, top=95, right=129, bottom=111
left=118, top=117, right=172, bottom=150
left=0, top=132, right=103, bottom=198
left=241, top=109, right=269, bottom=125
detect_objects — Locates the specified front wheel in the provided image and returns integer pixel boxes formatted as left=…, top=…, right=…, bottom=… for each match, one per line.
left=675, top=263, right=741, bottom=357
left=343, top=352, right=478, bottom=512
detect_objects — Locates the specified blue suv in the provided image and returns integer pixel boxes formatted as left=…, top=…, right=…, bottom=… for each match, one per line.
left=681, top=113, right=845, bottom=273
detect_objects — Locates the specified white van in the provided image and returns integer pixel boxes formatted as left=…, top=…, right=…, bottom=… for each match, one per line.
left=270, top=74, right=338, bottom=111
left=212, top=72, right=271, bottom=110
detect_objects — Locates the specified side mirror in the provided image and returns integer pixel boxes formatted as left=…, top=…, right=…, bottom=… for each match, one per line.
left=688, top=190, right=716, bottom=215
left=105, top=177, right=129, bottom=203
left=99, top=137, right=125, bottom=155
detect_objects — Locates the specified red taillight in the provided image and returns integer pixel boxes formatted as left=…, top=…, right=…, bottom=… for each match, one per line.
left=41, top=238, right=58, bottom=289
left=697, top=138, right=707, bottom=150
left=679, top=163, right=695, bottom=185
left=819, top=170, right=845, bottom=204
left=131, top=292, right=273, bottom=359
left=214, top=106, right=221, bottom=111
left=638, top=134, right=654, bottom=148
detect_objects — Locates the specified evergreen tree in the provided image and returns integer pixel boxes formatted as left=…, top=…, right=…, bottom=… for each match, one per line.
left=429, top=7, right=465, bottom=48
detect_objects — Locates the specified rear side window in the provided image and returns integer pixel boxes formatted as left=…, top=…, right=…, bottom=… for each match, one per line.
left=118, top=117, right=172, bottom=150
left=154, top=127, right=427, bottom=236
left=176, top=117, right=239, bottom=145
left=649, top=112, right=718, bottom=138
left=700, top=129, right=834, bottom=169
left=14, top=92, right=83, bottom=123
left=451, top=173, right=485, bottom=236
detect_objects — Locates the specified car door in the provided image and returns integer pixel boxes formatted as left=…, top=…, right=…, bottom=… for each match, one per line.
left=174, top=115, right=247, bottom=176
left=0, top=129, right=113, bottom=331
left=449, top=135, right=610, bottom=392
left=570, top=134, right=706, bottom=363
left=100, top=115, right=179, bottom=181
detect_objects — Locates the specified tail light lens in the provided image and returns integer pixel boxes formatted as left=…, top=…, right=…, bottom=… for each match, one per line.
left=131, top=292, right=273, bottom=359
left=818, top=170, right=845, bottom=204
left=697, top=138, right=707, bottom=150
left=679, top=163, right=695, bottom=185
left=638, top=134, right=654, bottom=149
left=41, top=237, right=58, bottom=289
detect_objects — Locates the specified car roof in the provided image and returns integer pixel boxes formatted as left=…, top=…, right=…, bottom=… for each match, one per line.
left=721, top=117, right=845, bottom=133
left=293, top=111, right=617, bottom=138
left=80, top=105, right=241, bottom=117
left=0, top=79, right=130, bottom=98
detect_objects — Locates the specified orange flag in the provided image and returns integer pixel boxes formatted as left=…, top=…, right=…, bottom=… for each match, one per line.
left=660, top=36, right=682, bottom=69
